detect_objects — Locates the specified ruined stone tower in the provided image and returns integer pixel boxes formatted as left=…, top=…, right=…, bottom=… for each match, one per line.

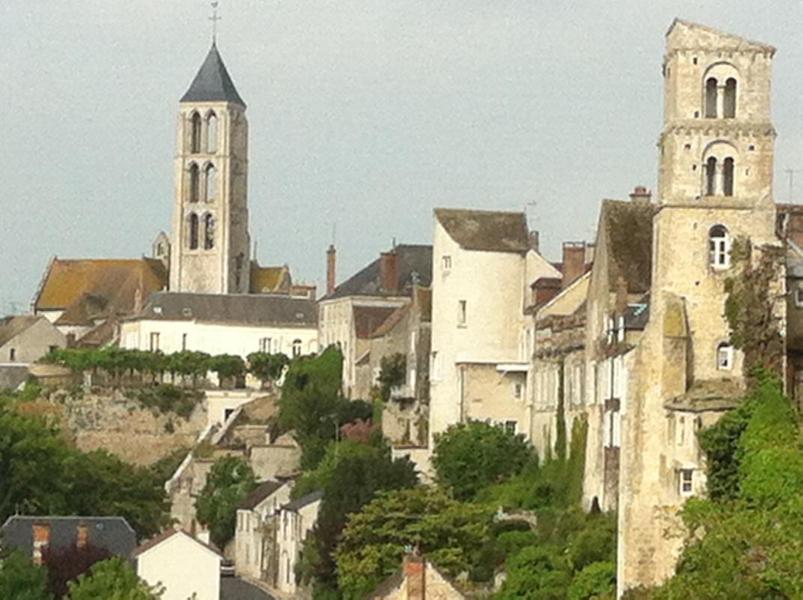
left=617, top=20, right=780, bottom=593
left=169, top=43, right=250, bottom=294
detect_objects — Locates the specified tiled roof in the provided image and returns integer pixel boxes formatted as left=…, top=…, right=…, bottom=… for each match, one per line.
left=136, top=292, right=317, bottom=328
left=249, top=265, right=291, bottom=294
left=353, top=306, right=400, bottom=339
left=1, top=516, right=136, bottom=558
left=599, top=200, right=656, bottom=294
left=435, top=208, right=529, bottom=253
left=180, top=42, right=246, bottom=107
left=34, top=258, right=167, bottom=324
left=0, top=316, right=42, bottom=346
left=282, top=490, right=323, bottom=513
left=238, top=480, right=286, bottom=510
left=325, top=245, right=432, bottom=300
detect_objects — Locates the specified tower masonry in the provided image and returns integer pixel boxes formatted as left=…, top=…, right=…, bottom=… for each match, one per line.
left=169, top=42, right=250, bottom=294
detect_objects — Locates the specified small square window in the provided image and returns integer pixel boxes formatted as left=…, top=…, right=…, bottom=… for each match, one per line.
left=679, top=469, right=694, bottom=495
left=504, top=420, right=517, bottom=435
left=513, top=383, right=523, bottom=399
left=692, top=57, right=698, bottom=65
left=717, top=343, right=733, bottom=370
left=442, top=255, right=452, bottom=270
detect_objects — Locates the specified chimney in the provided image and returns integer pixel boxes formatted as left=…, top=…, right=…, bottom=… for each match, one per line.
left=528, top=230, right=540, bottom=253
left=629, top=185, right=652, bottom=203
left=561, top=242, right=586, bottom=288
left=532, top=278, right=562, bottom=307
left=326, top=245, right=336, bottom=295
left=32, top=523, right=50, bottom=566
left=379, top=250, right=399, bottom=294
left=76, top=522, right=89, bottom=550
left=403, top=555, right=425, bottom=600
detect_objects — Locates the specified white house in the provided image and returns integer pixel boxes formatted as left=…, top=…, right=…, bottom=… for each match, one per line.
left=277, top=490, right=323, bottom=595
left=121, top=292, right=318, bottom=359
left=428, top=209, right=560, bottom=448
left=133, top=529, right=222, bottom=600
left=235, top=479, right=294, bottom=580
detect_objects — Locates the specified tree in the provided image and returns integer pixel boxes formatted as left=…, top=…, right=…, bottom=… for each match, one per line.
left=334, top=486, right=493, bottom=598
left=0, top=551, right=52, bottom=600
left=246, top=352, right=289, bottom=388
left=207, top=354, right=245, bottom=388
left=495, top=546, right=572, bottom=600
left=42, top=543, right=111, bottom=598
left=377, top=353, right=406, bottom=401
left=432, top=421, right=533, bottom=500
left=67, top=557, right=162, bottom=600
left=195, top=455, right=257, bottom=547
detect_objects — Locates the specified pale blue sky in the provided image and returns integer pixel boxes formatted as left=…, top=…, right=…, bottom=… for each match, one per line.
left=2, top=1, right=803, bottom=313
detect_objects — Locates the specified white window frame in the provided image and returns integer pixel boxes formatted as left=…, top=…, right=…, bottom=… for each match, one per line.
left=709, top=226, right=731, bottom=270
left=717, top=343, right=734, bottom=370
left=795, top=287, right=803, bottom=308
left=458, top=300, right=467, bottom=327
left=149, top=332, right=160, bottom=352
left=259, top=337, right=272, bottom=353
left=679, top=468, right=694, bottom=496
left=513, top=382, right=523, bottom=399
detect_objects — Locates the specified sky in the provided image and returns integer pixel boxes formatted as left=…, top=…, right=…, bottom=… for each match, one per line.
left=2, top=1, right=803, bottom=314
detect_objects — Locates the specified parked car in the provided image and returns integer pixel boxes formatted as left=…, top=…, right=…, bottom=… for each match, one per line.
left=221, top=559, right=235, bottom=577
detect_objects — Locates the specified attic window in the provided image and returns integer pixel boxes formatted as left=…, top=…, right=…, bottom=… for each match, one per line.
left=182, top=308, right=192, bottom=317
left=295, top=312, right=305, bottom=320
left=153, top=306, right=163, bottom=315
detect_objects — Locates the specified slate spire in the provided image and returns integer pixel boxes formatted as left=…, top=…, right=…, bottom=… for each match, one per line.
left=180, top=42, right=246, bottom=108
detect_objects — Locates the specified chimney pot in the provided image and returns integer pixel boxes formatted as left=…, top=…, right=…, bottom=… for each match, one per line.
left=403, top=555, right=425, bottom=600
left=76, top=522, right=89, bottom=549
left=629, top=186, right=652, bottom=203
left=561, top=242, right=586, bottom=289
left=326, top=245, right=337, bottom=295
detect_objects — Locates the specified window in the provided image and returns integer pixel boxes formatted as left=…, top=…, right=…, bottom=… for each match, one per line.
left=9, top=348, right=16, bottom=362
left=796, top=287, right=803, bottom=308
left=410, top=331, right=417, bottom=353
left=181, top=333, right=188, bottom=351
left=149, top=332, right=160, bottom=352
left=204, top=164, right=217, bottom=202
left=723, top=78, right=737, bottom=118
left=457, top=300, right=467, bottom=327
left=292, top=339, right=302, bottom=357
left=206, top=112, right=218, bottom=153
left=679, top=469, right=694, bottom=496
left=705, top=77, right=718, bottom=118
left=513, top=383, right=523, bottom=399
left=188, top=214, right=199, bottom=250
left=190, top=112, right=202, bottom=153
left=224, top=408, right=235, bottom=421
left=259, top=337, right=272, bottom=353
left=722, top=157, right=734, bottom=196
left=188, top=163, right=200, bottom=202
left=430, top=351, right=439, bottom=380
left=709, top=225, right=731, bottom=269
left=504, top=420, right=517, bottom=435
left=717, top=342, right=734, bottom=370
left=442, top=255, right=452, bottom=270
left=705, top=157, right=717, bottom=196
left=203, top=213, right=215, bottom=249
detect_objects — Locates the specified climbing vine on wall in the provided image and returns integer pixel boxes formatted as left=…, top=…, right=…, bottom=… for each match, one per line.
left=723, top=237, right=784, bottom=379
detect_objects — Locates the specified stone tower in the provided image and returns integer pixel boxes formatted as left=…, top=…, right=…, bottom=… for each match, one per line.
left=169, top=42, right=250, bottom=294
left=617, top=20, right=780, bottom=593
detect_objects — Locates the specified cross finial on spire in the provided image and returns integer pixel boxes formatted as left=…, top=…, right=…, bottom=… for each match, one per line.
left=209, top=1, right=221, bottom=43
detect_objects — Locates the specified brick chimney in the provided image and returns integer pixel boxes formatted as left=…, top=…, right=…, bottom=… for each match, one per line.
left=76, top=522, right=89, bottom=550
left=561, top=242, right=586, bottom=288
left=629, top=185, right=651, bottom=203
left=403, top=555, right=426, bottom=600
left=528, top=230, right=540, bottom=253
left=379, top=250, right=399, bottom=294
left=32, top=523, right=50, bottom=566
left=326, top=245, right=336, bottom=295
left=532, top=277, right=562, bottom=306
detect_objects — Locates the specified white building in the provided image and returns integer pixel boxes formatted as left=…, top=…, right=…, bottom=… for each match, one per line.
left=276, top=490, right=323, bottom=595
left=428, top=209, right=559, bottom=447
left=121, top=292, right=318, bottom=360
left=133, top=529, right=222, bottom=600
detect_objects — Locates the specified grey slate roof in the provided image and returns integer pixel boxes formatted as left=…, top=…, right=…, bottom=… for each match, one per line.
left=435, top=208, right=529, bottom=253
left=238, top=480, right=286, bottom=510
left=282, top=490, right=323, bottom=513
left=138, top=292, right=317, bottom=327
left=1, top=516, right=136, bottom=558
left=181, top=42, right=246, bottom=107
left=325, top=245, right=432, bottom=301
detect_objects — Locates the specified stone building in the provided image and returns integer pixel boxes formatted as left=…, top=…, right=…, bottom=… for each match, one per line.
left=0, top=315, right=65, bottom=365
left=369, top=555, right=467, bottom=600
left=276, top=491, right=323, bottom=596
left=617, top=20, right=782, bottom=593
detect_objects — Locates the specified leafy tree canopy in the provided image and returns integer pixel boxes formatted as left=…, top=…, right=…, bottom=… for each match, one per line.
left=377, top=353, right=406, bottom=401
left=67, top=557, right=162, bottom=600
left=195, top=455, right=257, bottom=548
left=246, top=352, right=289, bottom=385
left=0, top=551, right=52, bottom=600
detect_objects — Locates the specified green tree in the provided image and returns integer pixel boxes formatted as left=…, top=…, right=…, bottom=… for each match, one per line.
left=0, top=551, right=52, bottom=600
left=207, top=354, right=245, bottom=388
left=433, top=421, right=533, bottom=500
left=67, top=557, right=162, bottom=600
left=567, top=561, right=616, bottom=600
left=495, top=546, right=571, bottom=600
left=246, top=352, right=289, bottom=388
left=335, top=486, right=492, bottom=598
left=376, top=353, right=406, bottom=401
left=195, top=455, right=257, bottom=547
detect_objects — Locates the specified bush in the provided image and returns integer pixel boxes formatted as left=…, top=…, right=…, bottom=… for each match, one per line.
left=195, top=455, right=257, bottom=548
left=0, top=551, right=51, bottom=600
left=567, top=561, right=616, bottom=600
left=67, top=557, right=162, bottom=599
left=247, top=352, right=289, bottom=386
left=133, top=385, right=202, bottom=419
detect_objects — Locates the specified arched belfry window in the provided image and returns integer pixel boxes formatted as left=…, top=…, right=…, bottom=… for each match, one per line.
left=705, top=157, right=717, bottom=196
left=203, top=213, right=215, bottom=249
left=188, top=213, right=199, bottom=250
left=205, top=164, right=217, bottom=202
left=705, top=78, right=718, bottom=118
left=709, top=225, right=731, bottom=269
left=190, top=112, right=202, bottom=153
left=206, top=112, right=218, bottom=153
left=723, top=157, right=735, bottom=196
left=723, top=78, right=737, bottom=119
left=188, top=163, right=200, bottom=203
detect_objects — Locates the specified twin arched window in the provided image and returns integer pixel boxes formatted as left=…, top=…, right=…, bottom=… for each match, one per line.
left=708, top=225, right=731, bottom=269
left=703, top=75, right=737, bottom=119
left=187, top=162, right=217, bottom=203
left=188, top=110, right=219, bottom=154
left=188, top=213, right=215, bottom=250
left=704, top=155, right=735, bottom=197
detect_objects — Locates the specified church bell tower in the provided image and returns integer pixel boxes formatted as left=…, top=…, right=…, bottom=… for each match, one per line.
left=169, top=42, right=250, bottom=294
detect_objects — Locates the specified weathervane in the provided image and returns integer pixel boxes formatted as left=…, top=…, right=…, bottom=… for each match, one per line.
left=209, top=1, right=221, bottom=43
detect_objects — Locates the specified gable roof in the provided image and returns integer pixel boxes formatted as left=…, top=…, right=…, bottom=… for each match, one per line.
left=136, top=292, right=317, bottom=328
left=599, top=200, right=656, bottom=295
left=0, top=316, right=42, bottom=347
left=325, top=245, right=432, bottom=301
left=1, top=516, right=136, bottom=558
left=435, top=208, right=529, bottom=253
left=131, top=528, right=223, bottom=560
left=180, top=42, right=246, bottom=107
left=250, top=265, right=292, bottom=294
left=238, top=480, right=287, bottom=510
left=353, top=305, right=401, bottom=339
left=282, top=490, right=323, bottom=513
left=34, top=258, right=167, bottom=323
left=666, top=19, right=775, bottom=54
